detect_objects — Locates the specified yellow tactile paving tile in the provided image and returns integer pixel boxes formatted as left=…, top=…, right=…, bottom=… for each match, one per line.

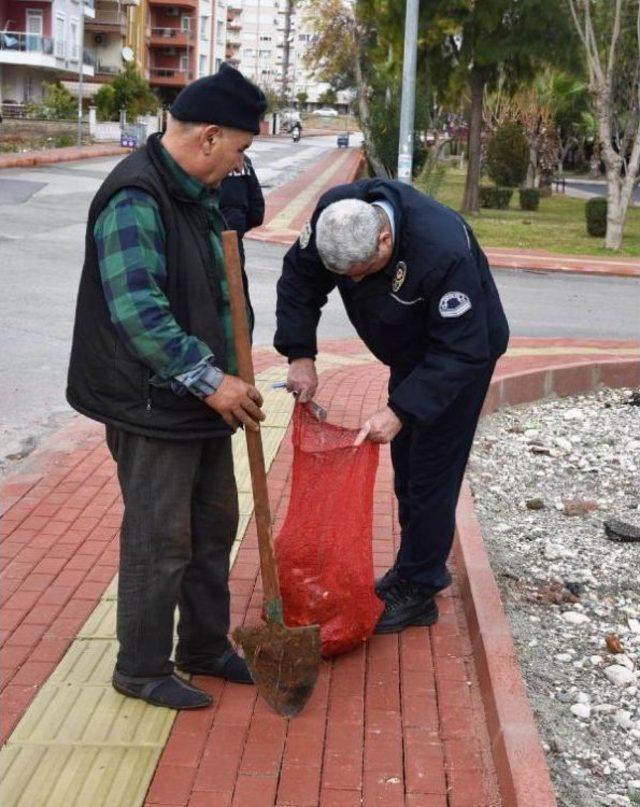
left=1, top=359, right=373, bottom=807
left=1, top=744, right=159, bottom=807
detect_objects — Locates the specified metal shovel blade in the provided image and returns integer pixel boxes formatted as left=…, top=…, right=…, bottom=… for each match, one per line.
left=233, top=621, right=321, bottom=717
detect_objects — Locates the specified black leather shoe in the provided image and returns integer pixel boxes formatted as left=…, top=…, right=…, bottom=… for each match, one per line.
left=374, top=580, right=439, bottom=634
left=177, top=649, right=254, bottom=685
left=375, top=566, right=402, bottom=596
left=375, top=566, right=453, bottom=598
left=112, top=671, right=213, bottom=709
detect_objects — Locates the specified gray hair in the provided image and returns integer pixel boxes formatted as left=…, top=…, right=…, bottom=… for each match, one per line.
left=315, top=199, right=384, bottom=273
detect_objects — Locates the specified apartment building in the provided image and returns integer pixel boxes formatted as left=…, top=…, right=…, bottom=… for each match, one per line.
left=0, top=0, right=96, bottom=105
left=223, top=0, right=348, bottom=109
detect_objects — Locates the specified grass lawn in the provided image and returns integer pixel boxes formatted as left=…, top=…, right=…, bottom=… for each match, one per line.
left=423, top=167, right=640, bottom=258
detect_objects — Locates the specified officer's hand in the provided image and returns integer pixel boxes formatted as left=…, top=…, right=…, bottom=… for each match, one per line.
left=286, top=358, right=318, bottom=404
left=204, top=375, right=265, bottom=432
left=354, top=407, right=402, bottom=446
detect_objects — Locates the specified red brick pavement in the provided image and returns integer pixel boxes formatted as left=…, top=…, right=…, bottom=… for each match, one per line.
left=1, top=338, right=638, bottom=805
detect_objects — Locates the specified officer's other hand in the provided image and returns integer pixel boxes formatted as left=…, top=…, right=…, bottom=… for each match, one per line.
left=204, top=375, right=265, bottom=432
left=354, top=407, right=402, bottom=446
left=286, top=358, right=318, bottom=404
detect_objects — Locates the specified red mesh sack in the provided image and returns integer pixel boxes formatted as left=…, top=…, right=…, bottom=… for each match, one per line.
left=274, top=403, right=384, bottom=657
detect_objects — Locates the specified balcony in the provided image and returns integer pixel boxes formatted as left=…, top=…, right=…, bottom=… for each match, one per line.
left=149, top=67, right=192, bottom=87
left=85, top=10, right=127, bottom=33
left=148, top=0, right=197, bottom=9
left=0, top=31, right=56, bottom=69
left=149, top=27, right=195, bottom=48
left=95, top=61, right=121, bottom=78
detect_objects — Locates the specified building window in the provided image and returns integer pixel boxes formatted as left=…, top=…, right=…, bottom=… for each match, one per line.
left=215, top=57, right=222, bottom=70
left=55, top=14, right=65, bottom=58
left=259, top=49, right=270, bottom=58
left=180, top=54, right=190, bottom=72
left=216, top=19, right=225, bottom=43
left=200, top=16, right=209, bottom=39
left=70, top=18, right=79, bottom=60
left=244, top=48, right=255, bottom=57
left=199, top=54, right=207, bottom=75
left=259, top=35, right=271, bottom=42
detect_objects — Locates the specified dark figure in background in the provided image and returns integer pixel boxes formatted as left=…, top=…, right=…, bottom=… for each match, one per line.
left=219, top=154, right=265, bottom=262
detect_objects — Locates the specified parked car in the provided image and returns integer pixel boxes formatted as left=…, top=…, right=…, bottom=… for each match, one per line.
left=312, top=107, right=339, bottom=117
left=337, top=133, right=350, bottom=148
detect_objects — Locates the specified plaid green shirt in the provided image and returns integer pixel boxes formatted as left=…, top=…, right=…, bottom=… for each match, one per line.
left=94, top=142, right=237, bottom=400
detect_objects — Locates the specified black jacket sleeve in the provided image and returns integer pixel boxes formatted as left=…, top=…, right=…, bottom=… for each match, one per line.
left=388, top=250, right=494, bottom=424
left=274, top=233, right=337, bottom=361
left=246, top=163, right=265, bottom=231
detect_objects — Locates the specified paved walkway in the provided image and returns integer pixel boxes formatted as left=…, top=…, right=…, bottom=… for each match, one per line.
left=1, top=338, right=638, bottom=807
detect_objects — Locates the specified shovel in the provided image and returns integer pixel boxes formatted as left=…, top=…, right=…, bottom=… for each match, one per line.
left=222, top=230, right=321, bottom=718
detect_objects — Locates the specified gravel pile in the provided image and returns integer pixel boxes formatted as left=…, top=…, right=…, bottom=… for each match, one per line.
left=468, top=386, right=640, bottom=807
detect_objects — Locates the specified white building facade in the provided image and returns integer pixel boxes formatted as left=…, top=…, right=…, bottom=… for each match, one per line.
left=0, top=0, right=96, bottom=106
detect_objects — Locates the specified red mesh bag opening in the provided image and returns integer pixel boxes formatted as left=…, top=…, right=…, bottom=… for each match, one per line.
left=274, top=403, right=384, bottom=657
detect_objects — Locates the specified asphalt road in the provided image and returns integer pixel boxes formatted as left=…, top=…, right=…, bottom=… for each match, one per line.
left=1, top=140, right=638, bottom=473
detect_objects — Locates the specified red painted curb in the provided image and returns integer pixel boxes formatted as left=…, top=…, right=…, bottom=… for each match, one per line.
left=0, top=144, right=130, bottom=170
left=453, top=356, right=640, bottom=806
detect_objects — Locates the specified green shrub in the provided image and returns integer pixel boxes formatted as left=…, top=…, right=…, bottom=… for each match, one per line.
left=486, top=121, right=529, bottom=188
left=54, top=133, right=75, bottom=148
left=585, top=197, right=607, bottom=237
left=519, top=188, right=541, bottom=211
left=416, top=149, right=448, bottom=198
left=40, top=82, right=77, bottom=120
left=479, top=186, right=513, bottom=209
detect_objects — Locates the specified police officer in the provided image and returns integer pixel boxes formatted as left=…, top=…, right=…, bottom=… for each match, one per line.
left=274, top=179, right=509, bottom=634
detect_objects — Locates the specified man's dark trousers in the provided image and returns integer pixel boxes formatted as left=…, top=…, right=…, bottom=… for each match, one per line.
left=389, top=364, right=495, bottom=590
left=106, top=427, right=238, bottom=677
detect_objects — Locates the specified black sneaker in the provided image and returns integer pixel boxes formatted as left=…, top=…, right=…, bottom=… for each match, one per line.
left=374, top=580, right=439, bottom=634
left=375, top=566, right=453, bottom=598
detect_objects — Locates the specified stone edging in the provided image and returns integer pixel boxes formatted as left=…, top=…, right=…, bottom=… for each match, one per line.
left=453, top=357, right=640, bottom=806
left=0, top=144, right=130, bottom=170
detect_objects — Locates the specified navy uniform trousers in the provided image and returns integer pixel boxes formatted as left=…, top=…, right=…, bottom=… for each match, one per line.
left=389, top=362, right=495, bottom=590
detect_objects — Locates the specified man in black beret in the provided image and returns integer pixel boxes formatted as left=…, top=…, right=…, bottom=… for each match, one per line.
left=67, top=65, right=268, bottom=710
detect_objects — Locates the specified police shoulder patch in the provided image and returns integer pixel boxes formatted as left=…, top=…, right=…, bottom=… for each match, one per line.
left=439, top=291, right=472, bottom=318
left=299, top=221, right=312, bottom=249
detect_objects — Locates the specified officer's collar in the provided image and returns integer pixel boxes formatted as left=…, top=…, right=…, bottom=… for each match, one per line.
left=364, top=184, right=404, bottom=277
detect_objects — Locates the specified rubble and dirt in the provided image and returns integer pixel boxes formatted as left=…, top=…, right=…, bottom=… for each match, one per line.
left=468, top=387, right=640, bottom=807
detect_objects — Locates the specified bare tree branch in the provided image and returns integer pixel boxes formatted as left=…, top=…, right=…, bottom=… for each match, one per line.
left=607, top=0, right=623, bottom=80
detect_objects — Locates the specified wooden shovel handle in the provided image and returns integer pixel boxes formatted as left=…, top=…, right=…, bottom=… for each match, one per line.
left=222, top=231, right=282, bottom=613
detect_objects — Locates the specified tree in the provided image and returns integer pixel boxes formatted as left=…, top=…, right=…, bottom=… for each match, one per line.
left=301, top=0, right=387, bottom=175
left=95, top=63, right=158, bottom=122
left=421, top=0, right=577, bottom=214
left=318, top=87, right=337, bottom=105
left=567, top=0, right=640, bottom=250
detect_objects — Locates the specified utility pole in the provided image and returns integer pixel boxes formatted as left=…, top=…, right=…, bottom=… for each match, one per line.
left=397, top=0, right=419, bottom=184
left=77, top=1, right=85, bottom=148
left=280, top=0, right=293, bottom=105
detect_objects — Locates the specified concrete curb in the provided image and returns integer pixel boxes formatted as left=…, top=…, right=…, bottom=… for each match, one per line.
left=0, top=144, right=129, bottom=170
left=486, top=250, right=640, bottom=280
left=453, top=356, right=640, bottom=806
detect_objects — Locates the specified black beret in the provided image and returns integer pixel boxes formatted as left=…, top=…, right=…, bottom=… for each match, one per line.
left=170, top=63, right=268, bottom=135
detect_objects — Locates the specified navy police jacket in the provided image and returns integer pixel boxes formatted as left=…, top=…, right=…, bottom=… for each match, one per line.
left=274, top=179, right=509, bottom=425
